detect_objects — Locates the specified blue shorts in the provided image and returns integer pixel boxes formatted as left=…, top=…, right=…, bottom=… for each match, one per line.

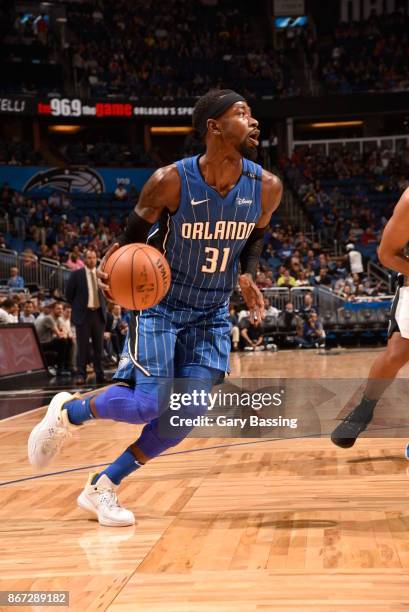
left=113, top=297, right=231, bottom=385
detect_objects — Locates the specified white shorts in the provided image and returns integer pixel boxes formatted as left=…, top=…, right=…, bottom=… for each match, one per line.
left=389, top=280, right=409, bottom=339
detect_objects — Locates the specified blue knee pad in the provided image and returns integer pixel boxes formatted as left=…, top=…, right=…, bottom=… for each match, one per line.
left=94, top=380, right=172, bottom=424
left=136, top=365, right=224, bottom=458
left=171, top=365, right=221, bottom=419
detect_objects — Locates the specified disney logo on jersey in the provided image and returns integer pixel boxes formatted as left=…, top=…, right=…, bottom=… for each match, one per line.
left=236, top=197, right=253, bottom=206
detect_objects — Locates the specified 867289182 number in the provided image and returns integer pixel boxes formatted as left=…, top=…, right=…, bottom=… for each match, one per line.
left=0, top=591, right=69, bottom=606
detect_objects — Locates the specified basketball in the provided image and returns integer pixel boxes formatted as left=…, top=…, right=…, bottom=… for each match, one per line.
left=102, top=243, right=171, bottom=310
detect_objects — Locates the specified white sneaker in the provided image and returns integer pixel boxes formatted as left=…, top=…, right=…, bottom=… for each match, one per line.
left=266, top=343, right=278, bottom=351
left=77, top=473, right=135, bottom=527
left=28, top=391, right=77, bottom=469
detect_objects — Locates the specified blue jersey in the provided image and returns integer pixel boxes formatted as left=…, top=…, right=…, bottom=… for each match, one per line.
left=117, top=155, right=263, bottom=381
left=154, top=154, right=263, bottom=309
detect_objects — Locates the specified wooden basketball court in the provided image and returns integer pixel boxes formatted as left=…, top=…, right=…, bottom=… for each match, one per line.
left=1, top=349, right=409, bottom=610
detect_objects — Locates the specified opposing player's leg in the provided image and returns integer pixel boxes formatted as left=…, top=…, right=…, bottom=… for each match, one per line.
left=331, top=331, right=409, bottom=447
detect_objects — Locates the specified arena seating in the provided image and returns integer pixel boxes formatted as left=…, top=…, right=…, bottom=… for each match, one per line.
left=65, top=0, right=296, bottom=99
left=316, top=12, right=409, bottom=94
left=282, top=147, right=408, bottom=263
left=0, top=140, right=45, bottom=165
left=0, top=0, right=298, bottom=98
left=0, top=9, right=63, bottom=94
left=61, top=143, right=154, bottom=168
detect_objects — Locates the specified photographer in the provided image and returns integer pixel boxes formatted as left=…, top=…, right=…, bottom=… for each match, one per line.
left=297, top=310, right=326, bottom=348
left=299, top=292, right=317, bottom=321
left=240, top=317, right=265, bottom=351
left=277, top=302, right=300, bottom=333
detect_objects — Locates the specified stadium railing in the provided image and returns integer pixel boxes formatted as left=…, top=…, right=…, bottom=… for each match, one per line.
left=0, top=248, right=71, bottom=295
left=368, top=261, right=393, bottom=293
left=292, top=134, right=409, bottom=156
left=0, top=247, right=394, bottom=344
left=0, top=249, right=18, bottom=280
left=236, top=286, right=392, bottom=345
left=261, top=287, right=290, bottom=310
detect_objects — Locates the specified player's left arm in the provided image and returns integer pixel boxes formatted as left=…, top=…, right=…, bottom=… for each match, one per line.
left=239, top=170, right=282, bottom=324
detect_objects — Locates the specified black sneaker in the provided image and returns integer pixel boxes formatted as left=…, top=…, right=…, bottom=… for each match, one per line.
left=331, top=402, right=375, bottom=448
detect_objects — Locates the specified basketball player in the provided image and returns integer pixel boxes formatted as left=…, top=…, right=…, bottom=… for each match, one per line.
left=28, top=90, right=282, bottom=526
left=331, top=186, right=409, bottom=448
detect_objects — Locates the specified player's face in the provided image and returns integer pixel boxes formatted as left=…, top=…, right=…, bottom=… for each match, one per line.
left=218, top=102, right=260, bottom=161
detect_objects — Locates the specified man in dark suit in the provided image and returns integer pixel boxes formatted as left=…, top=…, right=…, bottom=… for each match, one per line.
left=65, top=249, right=107, bottom=384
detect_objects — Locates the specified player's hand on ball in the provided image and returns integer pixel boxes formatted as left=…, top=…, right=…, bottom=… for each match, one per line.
left=97, top=242, right=119, bottom=300
left=239, top=274, right=265, bottom=325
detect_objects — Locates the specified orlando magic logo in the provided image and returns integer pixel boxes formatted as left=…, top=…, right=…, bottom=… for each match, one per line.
left=23, top=166, right=105, bottom=194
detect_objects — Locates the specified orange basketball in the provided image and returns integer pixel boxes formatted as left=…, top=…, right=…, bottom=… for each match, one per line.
left=102, top=244, right=171, bottom=310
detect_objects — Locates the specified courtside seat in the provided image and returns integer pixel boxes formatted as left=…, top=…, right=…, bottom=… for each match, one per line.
left=337, top=308, right=357, bottom=328
left=376, top=307, right=390, bottom=328
left=261, top=316, right=278, bottom=334
left=321, top=310, right=338, bottom=330
left=356, top=308, right=379, bottom=329
left=276, top=314, right=298, bottom=336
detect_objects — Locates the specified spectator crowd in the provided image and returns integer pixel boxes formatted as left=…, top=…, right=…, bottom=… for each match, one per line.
left=0, top=167, right=391, bottom=315
left=281, top=144, right=409, bottom=266
left=3, top=2, right=409, bottom=99
left=229, top=292, right=326, bottom=352
left=0, top=140, right=45, bottom=166
left=66, top=0, right=296, bottom=100
left=0, top=287, right=128, bottom=378
left=1, top=138, right=397, bottom=369
left=1, top=182, right=125, bottom=263
left=318, top=11, right=409, bottom=94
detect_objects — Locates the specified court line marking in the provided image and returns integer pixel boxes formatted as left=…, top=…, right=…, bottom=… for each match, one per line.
left=1, top=429, right=407, bottom=488
left=0, top=438, right=282, bottom=487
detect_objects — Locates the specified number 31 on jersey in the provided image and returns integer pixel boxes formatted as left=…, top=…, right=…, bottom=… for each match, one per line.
left=201, top=247, right=230, bottom=273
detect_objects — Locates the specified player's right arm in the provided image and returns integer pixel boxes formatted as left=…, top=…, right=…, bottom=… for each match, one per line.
left=378, top=187, right=409, bottom=275
left=133, top=164, right=180, bottom=223
left=98, top=164, right=180, bottom=293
